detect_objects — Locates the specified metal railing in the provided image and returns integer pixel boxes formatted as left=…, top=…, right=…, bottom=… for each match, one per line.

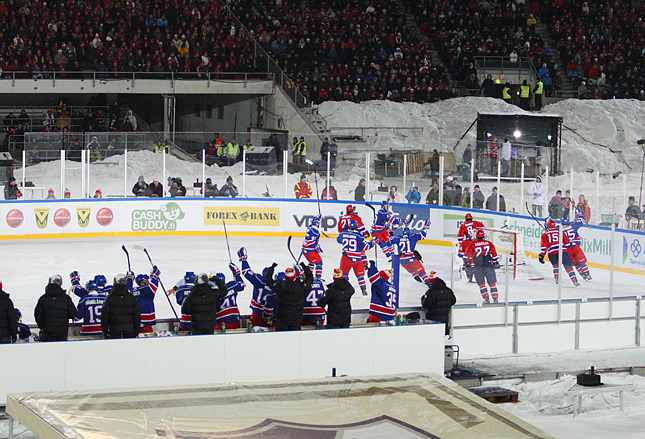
left=474, top=56, right=539, bottom=84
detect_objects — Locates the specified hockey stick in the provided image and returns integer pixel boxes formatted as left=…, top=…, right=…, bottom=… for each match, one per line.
left=132, top=245, right=179, bottom=320
left=364, top=202, right=378, bottom=260
left=525, top=202, right=547, bottom=230
left=304, top=159, right=330, bottom=238
left=121, top=245, right=131, bottom=272
left=222, top=217, right=233, bottom=263
left=286, top=235, right=303, bottom=263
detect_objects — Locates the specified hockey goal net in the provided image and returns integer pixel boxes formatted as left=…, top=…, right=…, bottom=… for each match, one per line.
left=481, top=228, right=544, bottom=281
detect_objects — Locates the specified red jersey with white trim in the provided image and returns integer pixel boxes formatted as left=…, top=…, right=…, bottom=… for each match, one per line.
left=464, top=239, right=499, bottom=267
left=338, top=213, right=368, bottom=236
left=457, top=220, right=485, bottom=243
left=540, top=228, right=572, bottom=257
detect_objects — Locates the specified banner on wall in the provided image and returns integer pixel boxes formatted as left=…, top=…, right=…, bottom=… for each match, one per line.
left=204, top=206, right=280, bottom=226
left=622, top=234, right=645, bottom=267
left=442, top=213, right=494, bottom=238
left=131, top=202, right=186, bottom=231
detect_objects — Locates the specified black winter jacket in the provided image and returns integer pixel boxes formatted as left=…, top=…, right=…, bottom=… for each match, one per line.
left=318, top=278, right=355, bottom=328
left=265, top=264, right=313, bottom=330
left=34, top=283, right=76, bottom=340
left=421, top=278, right=456, bottom=325
left=182, top=278, right=227, bottom=335
left=101, top=283, right=141, bottom=338
left=0, top=290, right=18, bottom=341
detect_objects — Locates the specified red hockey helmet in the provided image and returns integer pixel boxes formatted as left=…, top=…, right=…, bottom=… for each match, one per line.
left=465, top=213, right=473, bottom=221
left=346, top=204, right=354, bottom=213
left=476, top=229, right=485, bottom=239
left=546, top=219, right=556, bottom=229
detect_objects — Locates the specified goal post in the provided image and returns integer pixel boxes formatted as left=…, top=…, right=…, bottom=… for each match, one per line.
left=481, top=228, right=544, bottom=281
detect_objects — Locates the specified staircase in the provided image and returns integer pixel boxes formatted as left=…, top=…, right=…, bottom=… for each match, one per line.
left=534, top=22, right=577, bottom=100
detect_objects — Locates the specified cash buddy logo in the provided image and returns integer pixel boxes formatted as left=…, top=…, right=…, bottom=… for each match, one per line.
left=132, top=202, right=185, bottom=231
left=623, top=237, right=645, bottom=266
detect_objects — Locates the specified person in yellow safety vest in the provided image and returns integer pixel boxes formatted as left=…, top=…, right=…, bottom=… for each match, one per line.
left=244, top=140, right=253, bottom=151
left=502, top=83, right=512, bottom=104
left=533, top=79, right=544, bottom=110
left=225, top=139, right=240, bottom=166
left=520, top=79, right=531, bottom=110
left=297, top=136, right=307, bottom=163
left=291, top=136, right=299, bottom=163
left=154, top=140, right=170, bottom=153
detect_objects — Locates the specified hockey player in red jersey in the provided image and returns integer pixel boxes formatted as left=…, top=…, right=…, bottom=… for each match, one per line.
left=539, top=219, right=580, bottom=286
left=338, top=204, right=368, bottom=236
left=457, top=213, right=485, bottom=282
left=464, top=229, right=500, bottom=303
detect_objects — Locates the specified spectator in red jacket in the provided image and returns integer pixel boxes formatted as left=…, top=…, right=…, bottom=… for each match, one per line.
left=294, top=174, right=312, bottom=199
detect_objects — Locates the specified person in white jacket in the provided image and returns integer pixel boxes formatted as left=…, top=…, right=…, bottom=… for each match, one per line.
left=528, top=176, right=546, bottom=217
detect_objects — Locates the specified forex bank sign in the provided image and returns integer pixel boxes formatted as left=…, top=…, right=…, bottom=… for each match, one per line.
left=204, top=206, right=279, bottom=226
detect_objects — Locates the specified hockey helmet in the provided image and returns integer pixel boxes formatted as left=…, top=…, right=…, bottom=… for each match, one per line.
left=184, top=271, right=196, bottom=284
left=215, top=272, right=226, bottom=282
left=475, top=229, right=485, bottom=239
left=346, top=204, right=354, bottom=213
left=561, top=216, right=570, bottom=225
left=262, top=266, right=270, bottom=278
left=349, top=219, right=358, bottom=229
left=94, top=274, right=107, bottom=286
left=402, top=226, right=411, bottom=235
left=546, top=219, right=557, bottom=229
left=381, top=200, right=389, bottom=208
left=465, top=213, right=473, bottom=221
left=311, top=215, right=321, bottom=227
left=135, top=274, right=149, bottom=286
left=86, top=280, right=98, bottom=292
left=276, top=272, right=286, bottom=282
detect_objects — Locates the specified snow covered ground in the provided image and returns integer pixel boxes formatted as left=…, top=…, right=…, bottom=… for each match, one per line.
left=2, top=97, right=645, bottom=438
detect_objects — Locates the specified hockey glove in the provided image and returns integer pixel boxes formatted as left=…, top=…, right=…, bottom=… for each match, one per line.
left=363, top=260, right=369, bottom=270
left=229, top=263, right=240, bottom=275
left=126, top=271, right=135, bottom=282
left=151, top=265, right=161, bottom=278
left=271, top=262, right=278, bottom=269
left=369, top=260, right=376, bottom=266
left=413, top=250, right=423, bottom=261
left=237, top=247, right=248, bottom=261
left=539, top=254, right=545, bottom=264
left=316, top=245, right=323, bottom=254
left=70, top=271, right=80, bottom=283
left=493, top=261, right=501, bottom=269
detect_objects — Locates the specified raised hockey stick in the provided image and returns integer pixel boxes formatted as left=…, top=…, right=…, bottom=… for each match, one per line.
left=222, top=217, right=233, bottom=263
left=525, top=202, right=547, bottom=230
left=364, top=202, right=378, bottom=260
left=132, top=245, right=179, bottom=320
left=286, top=235, right=303, bottom=263
left=121, top=245, right=131, bottom=272
left=304, top=159, right=330, bottom=238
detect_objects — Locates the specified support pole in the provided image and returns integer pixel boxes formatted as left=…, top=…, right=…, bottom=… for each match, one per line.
left=365, top=152, right=371, bottom=201
left=520, top=161, right=525, bottom=215
left=623, top=174, right=627, bottom=227
left=570, top=167, right=574, bottom=218
left=86, top=148, right=91, bottom=198
left=202, top=149, right=206, bottom=198
left=497, top=159, right=501, bottom=212
left=60, top=149, right=65, bottom=199
left=124, top=149, right=128, bottom=198
left=609, top=223, right=615, bottom=319
left=545, top=166, right=549, bottom=216
left=557, top=224, right=563, bottom=322
left=22, top=149, right=26, bottom=193
left=504, top=256, right=510, bottom=326
left=81, top=149, right=85, bottom=198
left=242, top=149, right=246, bottom=198
left=439, top=155, right=444, bottom=206
left=470, top=157, right=475, bottom=209
left=403, top=154, right=407, bottom=198
left=283, top=150, right=288, bottom=198
left=162, top=148, right=166, bottom=197
left=595, top=170, right=600, bottom=225
left=326, top=152, right=331, bottom=200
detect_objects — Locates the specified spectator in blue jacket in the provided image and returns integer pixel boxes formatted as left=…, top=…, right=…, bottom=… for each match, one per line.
left=405, top=186, right=421, bottom=204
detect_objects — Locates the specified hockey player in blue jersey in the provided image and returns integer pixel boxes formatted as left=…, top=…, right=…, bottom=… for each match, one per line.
left=391, top=219, right=433, bottom=286
left=562, top=213, right=592, bottom=281
left=366, top=260, right=397, bottom=324
left=371, top=201, right=399, bottom=262
left=214, top=263, right=246, bottom=330
left=75, top=280, right=106, bottom=336
left=302, top=215, right=324, bottom=278
left=131, top=265, right=161, bottom=334
left=94, top=274, right=112, bottom=295
left=302, top=278, right=326, bottom=326
left=168, top=271, right=196, bottom=331
left=69, top=271, right=89, bottom=298
left=14, top=309, right=32, bottom=341
left=238, top=247, right=276, bottom=329
left=337, top=220, right=375, bottom=295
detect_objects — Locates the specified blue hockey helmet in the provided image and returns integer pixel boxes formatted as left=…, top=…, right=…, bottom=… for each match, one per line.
left=403, top=226, right=411, bottom=235
left=276, top=272, right=286, bottom=282
left=135, top=274, right=149, bottom=286
left=184, top=271, right=196, bottom=284
left=86, top=280, right=98, bottom=292
left=94, top=274, right=107, bottom=286
left=349, top=220, right=358, bottom=229
left=15, top=308, right=21, bottom=319
left=381, top=200, right=389, bottom=208
left=311, top=215, right=321, bottom=227
left=561, top=216, right=570, bottom=225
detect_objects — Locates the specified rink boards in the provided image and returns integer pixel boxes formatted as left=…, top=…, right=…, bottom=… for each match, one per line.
left=6, top=373, right=554, bottom=439
left=0, top=197, right=643, bottom=275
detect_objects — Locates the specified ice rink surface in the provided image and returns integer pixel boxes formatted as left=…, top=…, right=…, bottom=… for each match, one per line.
left=5, top=234, right=641, bottom=324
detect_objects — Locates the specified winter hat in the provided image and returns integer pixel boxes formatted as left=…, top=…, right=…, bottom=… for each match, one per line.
left=195, top=273, right=209, bottom=285
left=49, top=275, right=63, bottom=286
left=64, top=188, right=71, bottom=198
left=113, top=273, right=127, bottom=286
left=333, top=268, right=343, bottom=279
left=48, top=188, right=55, bottom=196
left=94, top=189, right=102, bottom=197
left=428, top=271, right=438, bottom=281
left=285, top=267, right=297, bottom=280
left=0, top=280, right=2, bottom=290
